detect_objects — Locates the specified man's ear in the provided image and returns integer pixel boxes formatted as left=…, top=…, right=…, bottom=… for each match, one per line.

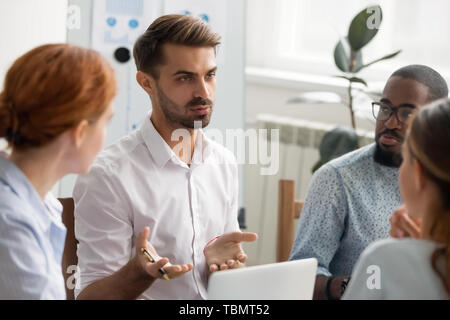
left=136, top=71, right=155, bottom=96
left=72, top=119, right=89, bottom=149
left=413, top=158, right=427, bottom=191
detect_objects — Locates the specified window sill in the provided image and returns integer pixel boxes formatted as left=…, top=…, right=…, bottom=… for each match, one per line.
left=245, top=66, right=386, bottom=94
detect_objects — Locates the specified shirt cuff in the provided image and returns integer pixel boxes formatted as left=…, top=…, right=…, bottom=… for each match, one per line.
left=316, top=266, right=332, bottom=277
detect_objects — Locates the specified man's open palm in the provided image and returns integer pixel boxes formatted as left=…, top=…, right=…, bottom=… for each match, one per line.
left=204, top=232, right=258, bottom=273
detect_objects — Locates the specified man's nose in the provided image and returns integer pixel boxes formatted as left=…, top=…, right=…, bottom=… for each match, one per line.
left=384, top=112, right=402, bottom=129
left=194, top=79, right=210, bottom=99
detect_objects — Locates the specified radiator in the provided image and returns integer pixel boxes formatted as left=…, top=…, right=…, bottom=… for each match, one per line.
left=244, top=114, right=374, bottom=265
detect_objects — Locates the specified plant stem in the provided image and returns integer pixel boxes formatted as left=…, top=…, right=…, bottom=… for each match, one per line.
left=348, top=81, right=356, bottom=130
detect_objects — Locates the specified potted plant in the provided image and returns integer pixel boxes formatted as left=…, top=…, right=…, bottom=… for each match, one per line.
left=288, top=5, right=401, bottom=171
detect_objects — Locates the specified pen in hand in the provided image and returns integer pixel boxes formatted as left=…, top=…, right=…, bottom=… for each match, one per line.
left=141, top=247, right=170, bottom=280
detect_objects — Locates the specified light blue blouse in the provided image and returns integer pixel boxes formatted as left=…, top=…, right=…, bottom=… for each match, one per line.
left=0, top=155, right=67, bottom=299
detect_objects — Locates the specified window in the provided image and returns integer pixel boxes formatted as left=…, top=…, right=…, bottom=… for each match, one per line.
left=247, top=0, right=450, bottom=82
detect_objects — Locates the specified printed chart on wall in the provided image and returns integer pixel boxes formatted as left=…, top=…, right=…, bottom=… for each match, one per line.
left=163, top=0, right=227, bottom=65
left=91, top=0, right=161, bottom=143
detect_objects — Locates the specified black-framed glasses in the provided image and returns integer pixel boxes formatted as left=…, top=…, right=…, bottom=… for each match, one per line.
left=371, top=102, right=415, bottom=123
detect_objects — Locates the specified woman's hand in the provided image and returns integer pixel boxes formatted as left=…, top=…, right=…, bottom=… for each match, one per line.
left=389, top=205, right=422, bottom=239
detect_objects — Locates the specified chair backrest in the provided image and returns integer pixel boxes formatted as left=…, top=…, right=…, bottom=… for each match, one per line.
left=58, top=197, right=77, bottom=300
left=277, top=180, right=303, bottom=262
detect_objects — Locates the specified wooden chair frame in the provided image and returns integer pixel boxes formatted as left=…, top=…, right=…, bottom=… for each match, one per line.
left=277, top=180, right=303, bottom=262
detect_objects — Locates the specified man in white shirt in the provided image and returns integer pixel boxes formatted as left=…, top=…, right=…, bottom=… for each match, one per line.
left=73, top=14, right=257, bottom=300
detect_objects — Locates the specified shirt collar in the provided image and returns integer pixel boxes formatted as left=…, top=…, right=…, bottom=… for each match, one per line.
left=0, top=155, right=61, bottom=231
left=140, top=113, right=176, bottom=168
left=139, top=111, right=213, bottom=168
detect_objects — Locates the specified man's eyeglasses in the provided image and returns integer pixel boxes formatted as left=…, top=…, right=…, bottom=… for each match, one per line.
left=371, top=102, right=415, bottom=123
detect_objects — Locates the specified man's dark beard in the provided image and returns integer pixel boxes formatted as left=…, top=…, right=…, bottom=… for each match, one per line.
left=156, top=83, right=213, bottom=129
left=373, top=129, right=403, bottom=167
left=374, top=143, right=402, bottom=167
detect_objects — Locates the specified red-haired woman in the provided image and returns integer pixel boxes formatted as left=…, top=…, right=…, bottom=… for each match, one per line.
left=343, top=98, right=450, bottom=299
left=0, top=44, right=193, bottom=299
left=0, top=44, right=117, bottom=299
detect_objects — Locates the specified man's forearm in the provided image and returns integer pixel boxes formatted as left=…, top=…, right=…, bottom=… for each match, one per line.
left=313, top=275, right=349, bottom=300
left=76, top=257, right=156, bottom=300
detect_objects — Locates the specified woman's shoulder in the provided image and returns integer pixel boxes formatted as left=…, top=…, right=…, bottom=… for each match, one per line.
left=346, top=238, right=447, bottom=299
left=358, top=238, right=444, bottom=283
left=366, top=237, right=440, bottom=254
left=362, top=238, right=441, bottom=263
left=0, top=184, right=37, bottom=228
left=0, top=184, right=23, bottom=212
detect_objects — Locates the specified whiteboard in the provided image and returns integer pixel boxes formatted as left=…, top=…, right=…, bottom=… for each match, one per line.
left=62, top=0, right=246, bottom=207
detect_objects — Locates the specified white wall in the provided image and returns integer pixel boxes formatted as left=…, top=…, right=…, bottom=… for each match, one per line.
left=0, top=1, right=68, bottom=88
left=0, top=0, right=68, bottom=194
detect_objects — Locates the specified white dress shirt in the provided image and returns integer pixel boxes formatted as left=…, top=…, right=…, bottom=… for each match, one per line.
left=0, top=155, right=67, bottom=299
left=73, top=114, right=240, bottom=299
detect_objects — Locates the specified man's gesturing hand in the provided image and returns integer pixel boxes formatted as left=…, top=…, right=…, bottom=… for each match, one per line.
left=204, top=232, right=258, bottom=273
left=136, top=227, right=193, bottom=280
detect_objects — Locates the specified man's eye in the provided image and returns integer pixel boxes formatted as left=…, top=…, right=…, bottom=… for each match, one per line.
left=399, top=109, right=413, bottom=118
left=206, top=73, right=215, bottom=79
left=179, top=76, right=192, bottom=82
left=380, top=106, right=391, bottom=113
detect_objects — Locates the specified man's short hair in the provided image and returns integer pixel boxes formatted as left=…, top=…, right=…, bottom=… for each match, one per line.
left=133, top=14, right=221, bottom=78
left=390, top=64, right=449, bottom=101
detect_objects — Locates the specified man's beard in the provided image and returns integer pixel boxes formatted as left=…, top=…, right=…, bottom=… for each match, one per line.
left=156, top=83, right=213, bottom=129
left=373, top=129, right=403, bottom=167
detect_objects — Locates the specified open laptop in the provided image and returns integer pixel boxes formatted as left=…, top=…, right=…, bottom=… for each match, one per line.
left=207, top=258, right=317, bottom=300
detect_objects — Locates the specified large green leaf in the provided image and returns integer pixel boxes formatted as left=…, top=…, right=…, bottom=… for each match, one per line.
left=334, top=37, right=363, bottom=73
left=354, top=50, right=402, bottom=72
left=348, top=5, right=382, bottom=51
left=334, top=39, right=350, bottom=72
